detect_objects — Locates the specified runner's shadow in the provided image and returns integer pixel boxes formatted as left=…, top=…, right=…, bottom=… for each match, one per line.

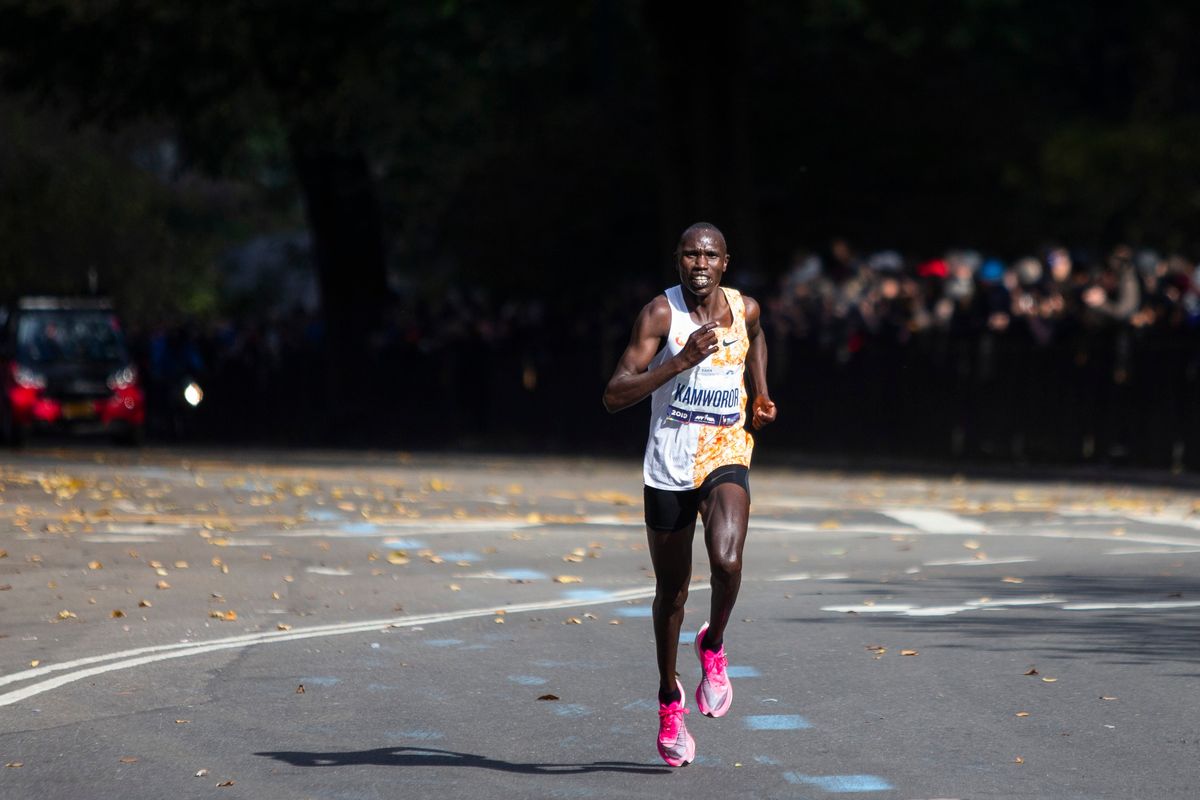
left=255, top=746, right=671, bottom=775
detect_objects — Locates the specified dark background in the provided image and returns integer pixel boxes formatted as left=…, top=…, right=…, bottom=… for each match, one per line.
left=1, top=1, right=1198, bottom=469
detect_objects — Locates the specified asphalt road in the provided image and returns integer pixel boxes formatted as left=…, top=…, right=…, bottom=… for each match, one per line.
left=0, top=447, right=1197, bottom=800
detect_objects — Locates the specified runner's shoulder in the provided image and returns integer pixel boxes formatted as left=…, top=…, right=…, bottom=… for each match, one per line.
left=637, top=294, right=674, bottom=337
left=738, top=293, right=761, bottom=323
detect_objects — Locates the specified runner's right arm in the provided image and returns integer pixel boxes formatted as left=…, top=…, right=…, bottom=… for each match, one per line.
left=603, top=298, right=718, bottom=413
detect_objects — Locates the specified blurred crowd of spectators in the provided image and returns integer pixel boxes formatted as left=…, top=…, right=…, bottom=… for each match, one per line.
left=129, top=238, right=1200, bottom=465
left=770, top=239, right=1200, bottom=358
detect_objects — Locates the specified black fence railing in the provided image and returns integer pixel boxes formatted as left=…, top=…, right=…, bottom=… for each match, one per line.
left=149, top=320, right=1200, bottom=473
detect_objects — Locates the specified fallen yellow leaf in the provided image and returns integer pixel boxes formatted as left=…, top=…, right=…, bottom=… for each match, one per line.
left=88, top=561, right=102, bottom=570
left=564, top=617, right=582, bottom=624
left=277, top=623, right=292, bottom=631
left=111, top=610, right=126, bottom=619
left=1016, top=711, right=1030, bottom=717
left=553, top=575, right=582, bottom=584
left=900, top=649, right=919, bottom=656
left=57, top=609, right=77, bottom=620
left=156, top=580, right=171, bottom=589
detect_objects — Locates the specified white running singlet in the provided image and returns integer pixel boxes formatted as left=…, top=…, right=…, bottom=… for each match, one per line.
left=643, top=285, right=754, bottom=490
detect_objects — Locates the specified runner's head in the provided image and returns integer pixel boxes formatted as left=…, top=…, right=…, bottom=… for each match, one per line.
left=675, top=222, right=729, bottom=299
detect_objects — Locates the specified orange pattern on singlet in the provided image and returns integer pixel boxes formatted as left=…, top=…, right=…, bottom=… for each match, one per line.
left=691, top=288, right=753, bottom=487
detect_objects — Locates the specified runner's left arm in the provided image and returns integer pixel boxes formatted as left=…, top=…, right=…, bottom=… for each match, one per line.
left=744, top=297, right=777, bottom=430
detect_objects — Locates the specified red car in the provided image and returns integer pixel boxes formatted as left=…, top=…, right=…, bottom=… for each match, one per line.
left=1, top=297, right=145, bottom=445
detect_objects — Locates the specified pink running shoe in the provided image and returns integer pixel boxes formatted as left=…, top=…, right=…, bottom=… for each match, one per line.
left=657, top=680, right=696, bottom=767
left=694, top=621, right=732, bottom=717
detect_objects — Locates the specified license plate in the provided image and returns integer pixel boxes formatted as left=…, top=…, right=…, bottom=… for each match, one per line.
left=61, top=400, right=97, bottom=420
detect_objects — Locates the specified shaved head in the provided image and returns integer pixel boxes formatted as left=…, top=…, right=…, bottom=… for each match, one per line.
left=675, top=222, right=727, bottom=254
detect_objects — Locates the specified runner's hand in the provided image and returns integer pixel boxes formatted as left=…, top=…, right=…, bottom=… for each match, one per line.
left=676, top=323, right=719, bottom=369
left=751, top=396, right=777, bottom=430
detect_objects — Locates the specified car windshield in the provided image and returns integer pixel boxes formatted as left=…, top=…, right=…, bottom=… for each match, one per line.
left=16, top=310, right=129, bottom=365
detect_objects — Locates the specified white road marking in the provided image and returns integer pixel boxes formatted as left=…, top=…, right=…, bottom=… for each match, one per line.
left=580, top=515, right=641, bottom=527
left=304, top=566, right=353, bottom=576
left=0, top=585, right=687, bottom=708
left=882, top=509, right=987, bottom=534
left=1060, top=600, right=1200, bottom=611
left=766, top=572, right=850, bottom=582
left=922, top=556, right=1039, bottom=567
left=824, top=596, right=1197, bottom=617
left=1103, top=546, right=1200, bottom=556
left=751, top=520, right=914, bottom=535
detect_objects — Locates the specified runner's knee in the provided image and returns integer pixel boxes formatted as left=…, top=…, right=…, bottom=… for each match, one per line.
left=654, top=584, right=689, bottom=613
left=710, top=551, right=742, bottom=580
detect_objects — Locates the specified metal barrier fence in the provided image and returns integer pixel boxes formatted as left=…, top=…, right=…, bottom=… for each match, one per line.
left=165, top=323, right=1200, bottom=472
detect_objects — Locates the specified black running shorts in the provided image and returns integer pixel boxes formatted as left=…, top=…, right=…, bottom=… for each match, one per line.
left=643, top=464, right=751, bottom=532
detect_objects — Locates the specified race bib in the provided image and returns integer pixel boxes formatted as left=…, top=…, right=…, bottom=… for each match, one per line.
left=666, top=365, right=742, bottom=426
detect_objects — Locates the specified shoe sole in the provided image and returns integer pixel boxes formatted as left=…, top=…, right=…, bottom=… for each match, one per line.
left=657, top=739, right=695, bottom=767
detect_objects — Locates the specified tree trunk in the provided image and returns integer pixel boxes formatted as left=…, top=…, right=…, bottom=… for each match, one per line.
left=290, top=142, right=389, bottom=430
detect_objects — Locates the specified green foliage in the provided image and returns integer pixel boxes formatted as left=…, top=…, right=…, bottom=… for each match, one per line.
left=0, top=100, right=223, bottom=321
left=1037, top=119, right=1200, bottom=249
left=2, top=0, right=1200, bottom=316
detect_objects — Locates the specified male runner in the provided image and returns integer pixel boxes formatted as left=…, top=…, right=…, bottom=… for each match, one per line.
left=603, top=222, right=777, bottom=767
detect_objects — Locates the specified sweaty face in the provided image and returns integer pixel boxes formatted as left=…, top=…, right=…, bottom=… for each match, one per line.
left=676, top=230, right=729, bottom=298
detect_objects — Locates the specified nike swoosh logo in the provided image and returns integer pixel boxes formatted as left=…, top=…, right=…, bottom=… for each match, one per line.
left=722, top=337, right=738, bottom=346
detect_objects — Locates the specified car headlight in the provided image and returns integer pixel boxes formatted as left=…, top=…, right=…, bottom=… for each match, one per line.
left=183, top=381, right=203, bottom=407
left=12, top=364, right=47, bottom=389
left=106, top=365, right=138, bottom=390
